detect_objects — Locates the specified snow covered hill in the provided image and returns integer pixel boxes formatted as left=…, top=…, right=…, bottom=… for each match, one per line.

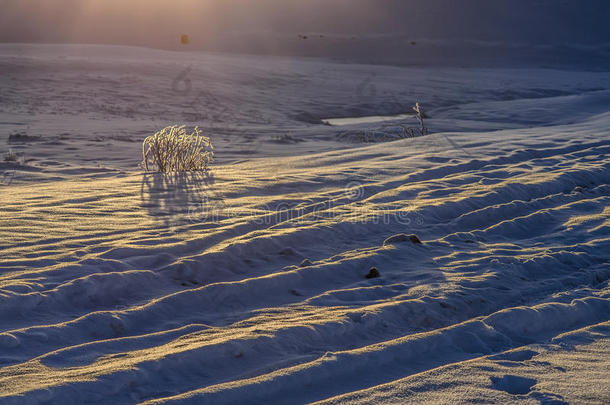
left=0, top=44, right=609, bottom=404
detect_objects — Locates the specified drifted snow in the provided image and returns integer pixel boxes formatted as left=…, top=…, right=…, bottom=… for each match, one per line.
left=0, top=44, right=609, bottom=404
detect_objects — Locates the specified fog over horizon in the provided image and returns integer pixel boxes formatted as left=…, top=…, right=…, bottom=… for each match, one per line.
left=2, top=0, right=610, bottom=51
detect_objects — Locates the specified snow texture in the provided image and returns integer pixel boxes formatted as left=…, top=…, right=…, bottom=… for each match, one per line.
left=0, top=44, right=609, bottom=404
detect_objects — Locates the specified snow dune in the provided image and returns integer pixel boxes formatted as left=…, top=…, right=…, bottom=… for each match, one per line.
left=0, top=44, right=609, bottom=403
left=2, top=116, right=609, bottom=403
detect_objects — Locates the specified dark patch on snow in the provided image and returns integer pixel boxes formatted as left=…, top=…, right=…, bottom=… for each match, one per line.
left=300, top=259, right=313, bottom=267
left=490, top=374, right=536, bottom=395
left=8, top=132, right=42, bottom=143
left=383, top=233, right=423, bottom=246
left=365, top=267, right=380, bottom=279
left=278, top=247, right=301, bottom=257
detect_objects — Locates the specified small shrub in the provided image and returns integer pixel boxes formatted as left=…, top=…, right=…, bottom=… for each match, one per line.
left=399, top=102, right=428, bottom=138
left=338, top=103, right=430, bottom=143
left=413, top=102, right=429, bottom=135
left=4, top=149, right=18, bottom=163
left=142, top=125, right=213, bottom=172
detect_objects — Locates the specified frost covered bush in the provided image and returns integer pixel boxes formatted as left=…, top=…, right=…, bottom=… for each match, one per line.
left=3, top=149, right=18, bottom=162
left=400, top=102, right=428, bottom=138
left=142, top=125, right=213, bottom=172
left=338, top=103, right=430, bottom=143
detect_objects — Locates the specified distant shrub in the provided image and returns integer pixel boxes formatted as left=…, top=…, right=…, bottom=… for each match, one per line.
left=3, top=149, right=18, bottom=163
left=338, top=103, right=430, bottom=143
left=142, top=125, right=213, bottom=172
left=400, top=103, right=428, bottom=138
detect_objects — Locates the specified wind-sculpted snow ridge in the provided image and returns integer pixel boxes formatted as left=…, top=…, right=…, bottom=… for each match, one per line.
left=1, top=109, right=609, bottom=404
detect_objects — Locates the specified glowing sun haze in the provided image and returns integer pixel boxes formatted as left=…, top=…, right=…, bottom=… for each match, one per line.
left=0, top=1, right=609, bottom=49
left=1, top=0, right=226, bottom=47
left=0, top=1, right=365, bottom=45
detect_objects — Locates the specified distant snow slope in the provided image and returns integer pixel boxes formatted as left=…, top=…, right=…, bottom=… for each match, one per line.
left=0, top=45, right=609, bottom=404
left=2, top=44, right=610, bottom=172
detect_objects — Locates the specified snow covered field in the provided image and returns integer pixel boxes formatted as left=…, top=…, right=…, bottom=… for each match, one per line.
left=1, top=44, right=609, bottom=404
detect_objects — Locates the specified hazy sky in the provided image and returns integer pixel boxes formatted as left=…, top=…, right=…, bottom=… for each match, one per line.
left=1, top=0, right=609, bottom=49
